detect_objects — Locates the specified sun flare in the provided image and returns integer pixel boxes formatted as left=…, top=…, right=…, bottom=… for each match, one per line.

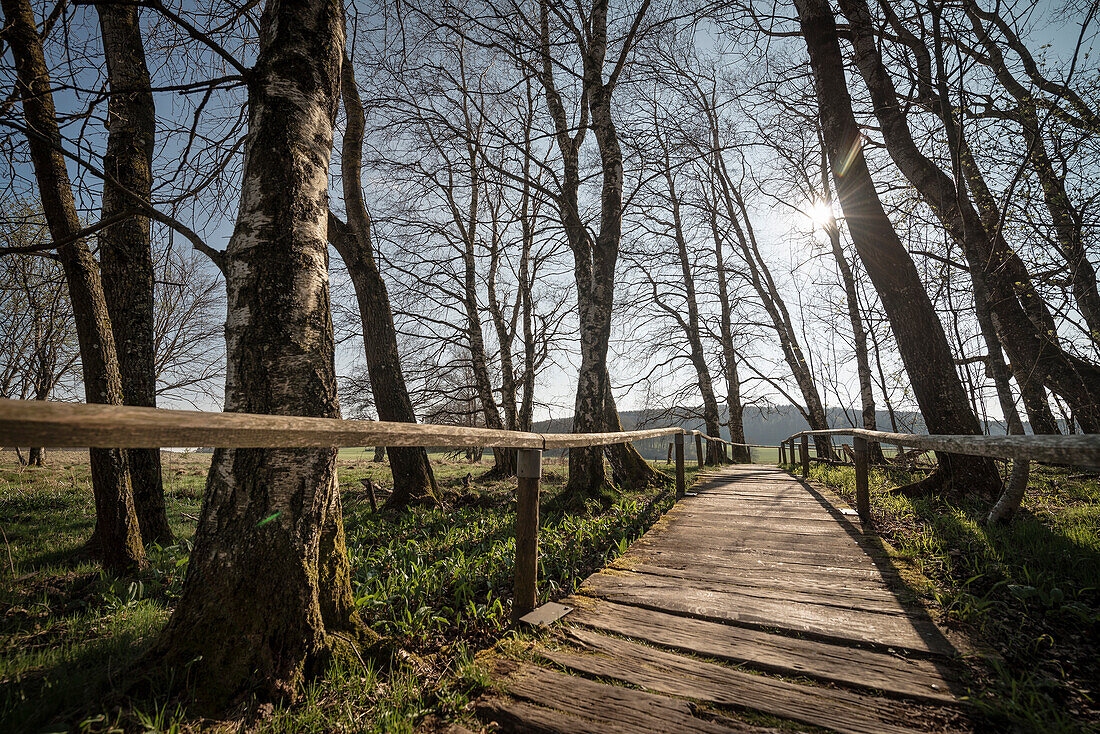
left=808, top=198, right=835, bottom=228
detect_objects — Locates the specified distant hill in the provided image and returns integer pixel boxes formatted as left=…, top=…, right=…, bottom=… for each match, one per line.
left=534, top=405, right=1014, bottom=460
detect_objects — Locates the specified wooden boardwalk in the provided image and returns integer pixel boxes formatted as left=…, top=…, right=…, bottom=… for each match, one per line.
left=477, top=465, right=971, bottom=733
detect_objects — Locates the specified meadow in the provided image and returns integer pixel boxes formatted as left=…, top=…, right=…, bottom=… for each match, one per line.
left=0, top=449, right=698, bottom=732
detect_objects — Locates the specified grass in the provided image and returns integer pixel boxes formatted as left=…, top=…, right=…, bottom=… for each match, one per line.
left=0, top=449, right=697, bottom=732
left=787, top=459, right=1100, bottom=733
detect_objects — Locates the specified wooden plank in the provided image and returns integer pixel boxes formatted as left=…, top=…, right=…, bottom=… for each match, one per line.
left=580, top=573, right=957, bottom=656
left=562, top=596, right=960, bottom=705
left=475, top=697, right=761, bottom=734
left=612, top=557, right=896, bottom=591
left=585, top=568, right=913, bottom=617
left=484, top=661, right=755, bottom=733
left=630, top=547, right=897, bottom=579
left=543, top=630, right=958, bottom=734
left=519, top=601, right=573, bottom=627
left=646, top=525, right=865, bottom=546
left=617, top=563, right=904, bottom=605
left=630, top=539, right=887, bottom=568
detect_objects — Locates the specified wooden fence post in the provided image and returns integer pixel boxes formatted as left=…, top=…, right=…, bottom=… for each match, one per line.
left=666, top=442, right=673, bottom=465
left=780, top=442, right=786, bottom=465
left=801, top=434, right=810, bottom=478
left=853, top=436, right=870, bottom=522
left=675, top=432, right=686, bottom=498
left=695, top=433, right=704, bottom=467
left=512, top=447, right=542, bottom=623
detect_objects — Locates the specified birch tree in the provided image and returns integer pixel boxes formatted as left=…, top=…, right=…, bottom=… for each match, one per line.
left=152, top=0, right=371, bottom=708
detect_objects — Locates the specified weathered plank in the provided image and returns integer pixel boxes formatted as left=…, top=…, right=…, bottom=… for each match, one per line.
left=611, top=557, right=896, bottom=592
left=542, top=629, right=958, bottom=734
left=586, top=569, right=911, bottom=615
left=615, top=563, right=905, bottom=606
left=562, top=596, right=959, bottom=705
left=630, top=547, right=898, bottom=580
left=581, top=570, right=957, bottom=655
left=630, top=538, right=891, bottom=569
left=483, top=661, right=755, bottom=733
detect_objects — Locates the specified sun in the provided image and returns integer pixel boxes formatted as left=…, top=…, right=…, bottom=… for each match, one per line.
left=808, top=198, right=835, bottom=228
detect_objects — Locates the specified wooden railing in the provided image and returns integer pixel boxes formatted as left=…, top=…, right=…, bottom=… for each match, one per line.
left=0, top=399, right=734, bottom=622
left=780, top=428, right=1100, bottom=522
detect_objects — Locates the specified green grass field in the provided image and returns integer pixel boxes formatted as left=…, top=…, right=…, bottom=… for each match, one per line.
left=3, top=449, right=1096, bottom=732
left=787, top=460, right=1100, bottom=732
left=0, top=450, right=698, bottom=732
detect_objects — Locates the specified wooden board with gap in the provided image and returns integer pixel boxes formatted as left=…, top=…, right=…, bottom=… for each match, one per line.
left=479, top=465, right=970, bottom=733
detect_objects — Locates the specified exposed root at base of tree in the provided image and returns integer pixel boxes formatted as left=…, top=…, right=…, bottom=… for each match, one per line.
left=546, top=479, right=622, bottom=514
left=891, top=469, right=947, bottom=498
left=891, top=466, right=1003, bottom=500
left=476, top=465, right=518, bottom=483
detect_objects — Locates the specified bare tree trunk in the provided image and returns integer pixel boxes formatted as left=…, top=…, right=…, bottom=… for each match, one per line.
left=330, top=60, right=437, bottom=508
left=27, top=446, right=45, bottom=466
left=487, top=231, right=519, bottom=432
left=817, top=149, right=884, bottom=463
left=537, top=1, right=613, bottom=503
left=867, top=313, right=900, bottom=434
left=4, top=0, right=145, bottom=572
left=795, top=0, right=1002, bottom=495
left=96, top=2, right=172, bottom=545
left=484, top=226, right=520, bottom=477
left=1016, top=373, right=1061, bottom=435
left=517, top=214, right=537, bottom=433
left=603, top=378, right=667, bottom=486
left=710, top=152, right=834, bottom=459
left=463, top=240, right=515, bottom=477
left=154, top=0, right=369, bottom=709
left=455, top=141, right=515, bottom=479
left=663, top=160, right=723, bottom=464
left=837, top=0, right=1100, bottom=432
left=517, top=81, right=538, bottom=434
left=709, top=203, right=750, bottom=463
left=587, top=71, right=661, bottom=490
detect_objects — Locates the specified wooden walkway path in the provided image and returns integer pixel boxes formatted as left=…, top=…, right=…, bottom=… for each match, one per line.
left=476, top=465, right=971, bottom=733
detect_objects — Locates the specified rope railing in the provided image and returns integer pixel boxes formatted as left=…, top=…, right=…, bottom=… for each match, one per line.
left=778, top=427, right=1100, bottom=523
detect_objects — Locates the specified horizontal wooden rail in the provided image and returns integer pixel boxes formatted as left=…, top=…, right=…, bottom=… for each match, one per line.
left=780, top=427, right=1100, bottom=524
left=686, top=430, right=772, bottom=450
left=782, top=427, right=1100, bottom=467
left=0, top=399, right=688, bottom=451
left=0, top=399, right=734, bottom=627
